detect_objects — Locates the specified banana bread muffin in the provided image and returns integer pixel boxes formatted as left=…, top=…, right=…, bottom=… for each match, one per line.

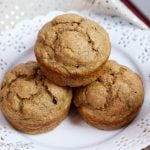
left=73, top=60, right=144, bottom=130
left=0, top=61, right=72, bottom=134
left=34, top=13, right=111, bottom=87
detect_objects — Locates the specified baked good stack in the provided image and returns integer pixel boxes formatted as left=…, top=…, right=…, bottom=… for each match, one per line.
left=0, top=14, right=144, bottom=134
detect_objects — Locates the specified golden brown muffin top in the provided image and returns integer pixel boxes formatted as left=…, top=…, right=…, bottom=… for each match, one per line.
left=35, top=14, right=111, bottom=75
left=0, top=62, right=72, bottom=120
left=74, top=60, right=144, bottom=121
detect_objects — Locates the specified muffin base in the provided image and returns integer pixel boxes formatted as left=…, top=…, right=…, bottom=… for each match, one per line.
left=4, top=105, right=70, bottom=134
left=77, top=105, right=142, bottom=130
left=39, top=58, right=109, bottom=87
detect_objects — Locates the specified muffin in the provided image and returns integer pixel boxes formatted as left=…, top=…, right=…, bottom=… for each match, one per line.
left=73, top=60, right=144, bottom=130
left=34, top=13, right=111, bottom=87
left=0, top=61, right=72, bottom=134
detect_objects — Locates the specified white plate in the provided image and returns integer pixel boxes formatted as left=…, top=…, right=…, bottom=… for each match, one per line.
left=0, top=11, right=150, bottom=150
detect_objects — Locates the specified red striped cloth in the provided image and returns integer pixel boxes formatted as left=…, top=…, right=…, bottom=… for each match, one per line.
left=122, top=0, right=150, bottom=28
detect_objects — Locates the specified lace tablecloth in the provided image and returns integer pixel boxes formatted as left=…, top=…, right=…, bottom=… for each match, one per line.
left=0, top=0, right=148, bottom=34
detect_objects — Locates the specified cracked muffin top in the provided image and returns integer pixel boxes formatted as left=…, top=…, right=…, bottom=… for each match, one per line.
left=34, top=13, right=111, bottom=75
left=0, top=61, right=72, bottom=120
left=74, top=60, right=144, bottom=121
